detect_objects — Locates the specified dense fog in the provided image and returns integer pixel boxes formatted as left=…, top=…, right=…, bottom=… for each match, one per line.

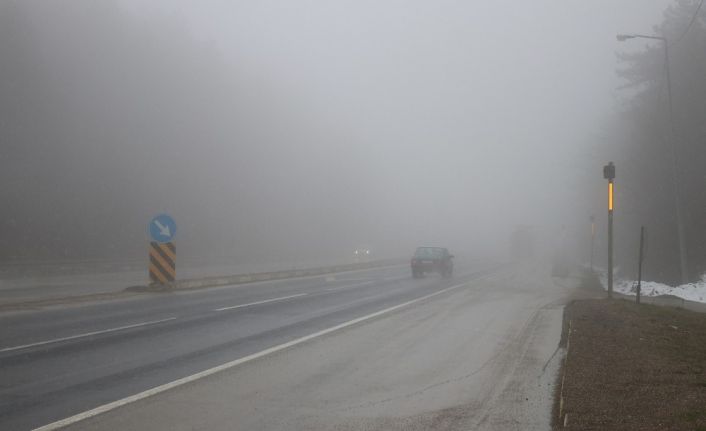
left=0, top=1, right=669, bottom=268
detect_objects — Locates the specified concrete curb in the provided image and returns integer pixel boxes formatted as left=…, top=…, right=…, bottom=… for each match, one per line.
left=129, top=258, right=405, bottom=293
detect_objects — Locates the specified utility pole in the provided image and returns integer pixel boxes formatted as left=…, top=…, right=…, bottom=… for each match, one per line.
left=617, top=33, right=688, bottom=284
left=637, top=226, right=645, bottom=305
left=662, top=42, right=689, bottom=285
left=604, top=162, right=615, bottom=298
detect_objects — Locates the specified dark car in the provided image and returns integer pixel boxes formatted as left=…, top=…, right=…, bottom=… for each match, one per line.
left=411, top=247, right=454, bottom=278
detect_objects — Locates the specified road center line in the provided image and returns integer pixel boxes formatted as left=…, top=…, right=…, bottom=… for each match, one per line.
left=32, top=281, right=469, bottom=431
left=214, top=293, right=308, bottom=312
left=329, top=277, right=375, bottom=282
left=385, top=274, right=413, bottom=281
left=0, top=317, right=177, bottom=354
left=324, top=281, right=375, bottom=292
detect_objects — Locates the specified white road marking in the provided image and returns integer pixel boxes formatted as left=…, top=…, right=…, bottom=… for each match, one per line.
left=324, top=281, right=375, bottom=292
left=0, top=317, right=177, bottom=354
left=32, top=281, right=470, bottom=431
left=153, top=220, right=171, bottom=237
left=331, top=277, right=377, bottom=282
left=214, top=293, right=308, bottom=311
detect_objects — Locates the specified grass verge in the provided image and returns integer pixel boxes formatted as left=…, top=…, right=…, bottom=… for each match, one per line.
left=555, top=299, right=706, bottom=430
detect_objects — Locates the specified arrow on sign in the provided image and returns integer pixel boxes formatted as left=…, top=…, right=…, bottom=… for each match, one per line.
left=154, top=220, right=171, bottom=237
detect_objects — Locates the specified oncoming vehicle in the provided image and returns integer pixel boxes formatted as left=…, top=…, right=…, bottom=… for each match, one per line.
left=354, top=248, right=370, bottom=257
left=353, top=248, right=371, bottom=262
left=410, top=247, right=454, bottom=278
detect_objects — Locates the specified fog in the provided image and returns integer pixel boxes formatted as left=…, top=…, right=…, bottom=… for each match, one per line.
left=0, top=1, right=668, bottom=266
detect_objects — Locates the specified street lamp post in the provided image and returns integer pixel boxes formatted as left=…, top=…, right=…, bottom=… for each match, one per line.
left=616, top=33, right=689, bottom=284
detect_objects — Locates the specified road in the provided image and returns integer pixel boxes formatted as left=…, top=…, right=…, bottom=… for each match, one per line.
left=0, top=258, right=573, bottom=430
left=0, top=257, right=363, bottom=302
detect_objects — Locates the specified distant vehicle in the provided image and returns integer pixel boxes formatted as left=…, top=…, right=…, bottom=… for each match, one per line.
left=354, top=248, right=371, bottom=262
left=411, top=247, right=453, bottom=278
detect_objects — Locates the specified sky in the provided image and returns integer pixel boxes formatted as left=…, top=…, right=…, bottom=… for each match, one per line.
left=134, top=0, right=668, bottom=253
left=1, top=1, right=672, bottom=264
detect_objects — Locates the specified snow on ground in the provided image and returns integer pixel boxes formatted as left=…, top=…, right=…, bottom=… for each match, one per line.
left=599, top=272, right=706, bottom=304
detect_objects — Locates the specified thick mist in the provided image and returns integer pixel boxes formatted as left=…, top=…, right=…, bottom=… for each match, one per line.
left=0, top=1, right=667, bottom=266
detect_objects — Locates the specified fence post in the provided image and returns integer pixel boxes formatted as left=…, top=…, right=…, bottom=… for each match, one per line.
left=636, top=226, right=645, bottom=305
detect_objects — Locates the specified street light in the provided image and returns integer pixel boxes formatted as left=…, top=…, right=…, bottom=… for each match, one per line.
left=616, top=34, right=665, bottom=42
left=616, top=33, right=689, bottom=284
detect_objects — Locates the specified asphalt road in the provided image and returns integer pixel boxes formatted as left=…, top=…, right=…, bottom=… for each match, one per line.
left=0, top=258, right=362, bottom=301
left=0, top=258, right=573, bottom=430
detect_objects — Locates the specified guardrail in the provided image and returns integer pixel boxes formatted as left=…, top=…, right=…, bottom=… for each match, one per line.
left=129, top=258, right=406, bottom=292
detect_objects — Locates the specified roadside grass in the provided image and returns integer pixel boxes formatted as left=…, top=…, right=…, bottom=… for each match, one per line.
left=555, top=298, right=706, bottom=430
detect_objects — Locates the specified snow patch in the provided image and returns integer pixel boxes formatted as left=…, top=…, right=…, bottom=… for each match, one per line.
left=599, top=272, right=706, bottom=303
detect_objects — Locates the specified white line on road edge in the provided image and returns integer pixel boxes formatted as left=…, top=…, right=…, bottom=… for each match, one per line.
left=33, top=281, right=470, bottom=431
left=214, top=293, right=308, bottom=311
left=0, top=317, right=177, bottom=354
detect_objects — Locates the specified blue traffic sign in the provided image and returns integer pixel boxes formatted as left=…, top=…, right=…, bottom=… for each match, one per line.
left=149, top=214, right=177, bottom=243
